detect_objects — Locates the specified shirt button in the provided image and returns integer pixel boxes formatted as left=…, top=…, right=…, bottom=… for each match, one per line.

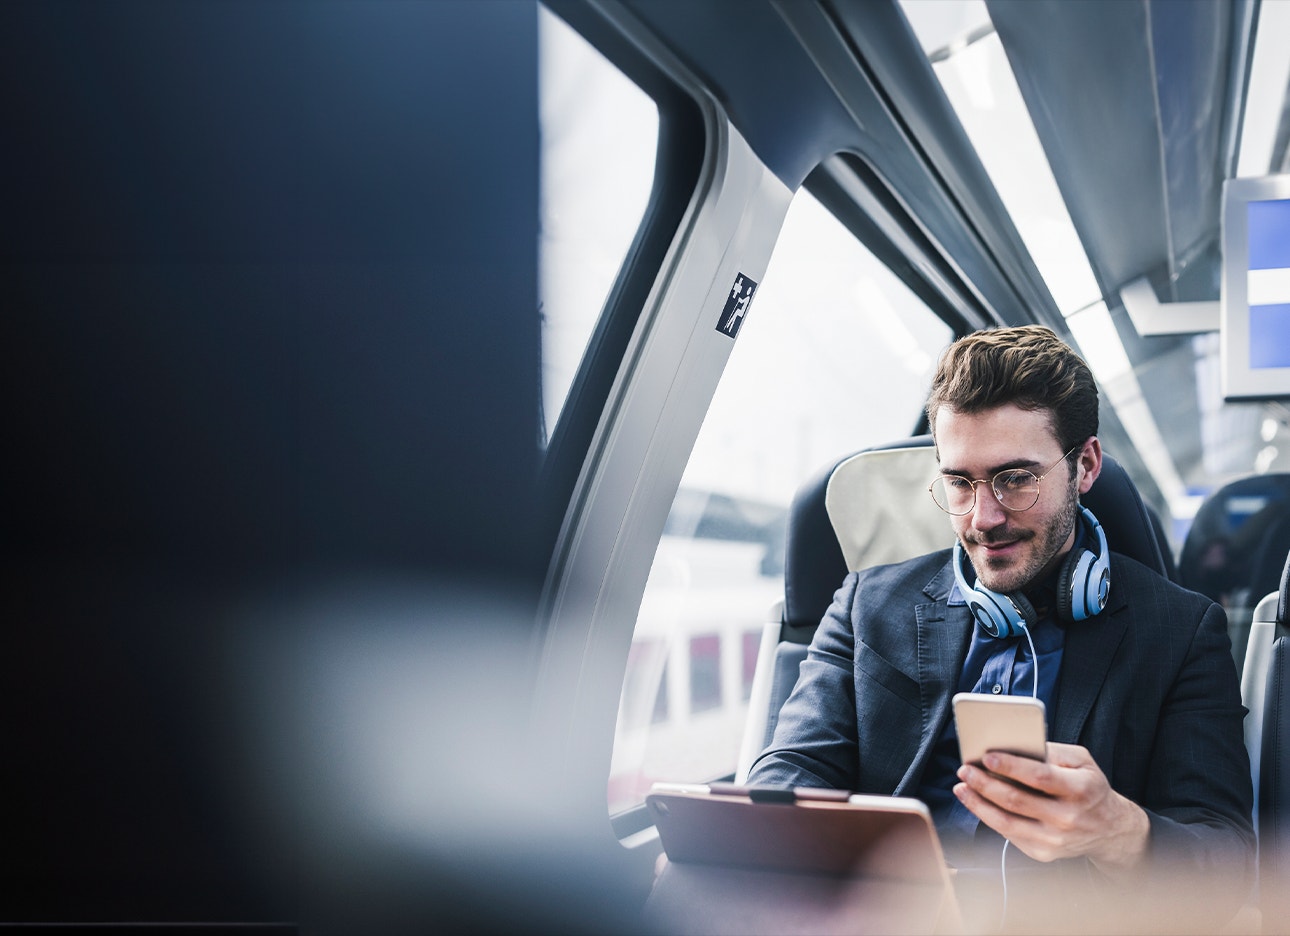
left=991, top=684, right=1003, bottom=694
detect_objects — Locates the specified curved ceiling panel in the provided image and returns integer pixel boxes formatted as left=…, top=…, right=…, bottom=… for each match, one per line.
left=987, top=0, right=1240, bottom=301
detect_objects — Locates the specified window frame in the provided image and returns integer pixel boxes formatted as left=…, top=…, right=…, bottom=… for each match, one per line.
left=537, top=2, right=708, bottom=552
left=603, top=158, right=966, bottom=827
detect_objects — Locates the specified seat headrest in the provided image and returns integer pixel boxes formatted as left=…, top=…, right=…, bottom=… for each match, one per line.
left=783, top=436, right=946, bottom=631
left=1079, top=453, right=1170, bottom=578
left=782, top=436, right=1172, bottom=634
left=824, top=443, right=954, bottom=574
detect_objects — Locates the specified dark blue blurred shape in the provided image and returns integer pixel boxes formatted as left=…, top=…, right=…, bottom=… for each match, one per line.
left=0, top=2, right=597, bottom=930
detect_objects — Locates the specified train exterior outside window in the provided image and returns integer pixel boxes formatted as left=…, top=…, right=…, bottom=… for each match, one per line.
left=608, top=186, right=952, bottom=814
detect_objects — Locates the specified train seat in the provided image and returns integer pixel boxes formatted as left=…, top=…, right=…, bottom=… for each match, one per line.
left=1243, top=588, right=1287, bottom=828
left=1253, top=550, right=1290, bottom=932
left=736, top=435, right=1172, bottom=783
left=1179, top=474, right=1290, bottom=674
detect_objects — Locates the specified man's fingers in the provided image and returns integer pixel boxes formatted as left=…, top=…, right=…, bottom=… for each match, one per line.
left=978, top=742, right=1100, bottom=796
left=979, top=751, right=1061, bottom=796
left=958, top=763, right=1049, bottom=818
left=954, top=775, right=1066, bottom=863
left=957, top=744, right=1143, bottom=869
left=1043, top=741, right=1094, bottom=768
left=954, top=779, right=1027, bottom=831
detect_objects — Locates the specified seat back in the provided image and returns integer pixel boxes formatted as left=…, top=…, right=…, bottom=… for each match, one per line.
left=735, top=437, right=1172, bottom=782
left=1242, top=591, right=1283, bottom=824
left=1233, top=547, right=1290, bottom=936
left=736, top=438, right=948, bottom=780
left=1257, top=551, right=1290, bottom=931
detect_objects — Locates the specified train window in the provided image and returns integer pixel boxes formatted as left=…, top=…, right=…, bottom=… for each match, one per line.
left=607, top=185, right=953, bottom=814
left=538, top=6, right=659, bottom=440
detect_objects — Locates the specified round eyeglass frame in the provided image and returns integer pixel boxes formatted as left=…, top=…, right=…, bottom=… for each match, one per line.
left=927, top=444, right=1080, bottom=516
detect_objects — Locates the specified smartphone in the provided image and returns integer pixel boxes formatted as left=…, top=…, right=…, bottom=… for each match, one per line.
left=952, top=692, right=1047, bottom=766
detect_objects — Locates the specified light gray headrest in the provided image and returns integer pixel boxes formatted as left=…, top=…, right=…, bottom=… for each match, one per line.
left=824, top=445, right=956, bottom=572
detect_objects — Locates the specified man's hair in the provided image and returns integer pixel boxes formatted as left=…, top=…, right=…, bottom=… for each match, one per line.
left=925, top=325, right=1098, bottom=455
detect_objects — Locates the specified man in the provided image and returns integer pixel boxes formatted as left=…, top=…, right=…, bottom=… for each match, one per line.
left=748, top=326, right=1253, bottom=930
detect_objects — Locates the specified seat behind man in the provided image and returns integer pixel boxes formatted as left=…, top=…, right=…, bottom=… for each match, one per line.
left=1249, top=549, right=1290, bottom=933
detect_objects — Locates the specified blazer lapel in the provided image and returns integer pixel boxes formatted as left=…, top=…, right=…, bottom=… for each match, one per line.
left=896, top=562, right=973, bottom=794
left=1051, top=582, right=1130, bottom=744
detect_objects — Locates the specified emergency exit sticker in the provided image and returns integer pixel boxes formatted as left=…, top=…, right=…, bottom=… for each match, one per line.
left=716, top=273, right=758, bottom=339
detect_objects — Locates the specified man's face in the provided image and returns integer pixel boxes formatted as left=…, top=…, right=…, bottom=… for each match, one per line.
left=934, top=403, right=1095, bottom=595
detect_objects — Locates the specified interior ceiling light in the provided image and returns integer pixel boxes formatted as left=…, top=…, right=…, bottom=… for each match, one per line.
left=901, top=1, right=1190, bottom=518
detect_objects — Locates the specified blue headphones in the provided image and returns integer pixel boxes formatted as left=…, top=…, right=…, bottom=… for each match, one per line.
left=952, top=505, right=1110, bottom=638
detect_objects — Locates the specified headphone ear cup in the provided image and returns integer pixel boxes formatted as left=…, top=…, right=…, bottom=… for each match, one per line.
left=953, top=542, right=1033, bottom=638
left=1058, top=507, right=1113, bottom=621
left=1055, top=551, right=1077, bottom=622
left=1010, top=591, right=1038, bottom=627
left=975, top=589, right=1032, bottom=639
left=1068, top=546, right=1110, bottom=619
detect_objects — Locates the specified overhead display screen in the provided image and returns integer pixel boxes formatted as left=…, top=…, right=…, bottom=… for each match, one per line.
left=1246, top=197, right=1290, bottom=368
left=1222, top=175, right=1290, bottom=399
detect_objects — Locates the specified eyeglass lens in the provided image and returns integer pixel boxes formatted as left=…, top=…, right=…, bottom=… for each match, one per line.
left=930, top=469, right=1041, bottom=515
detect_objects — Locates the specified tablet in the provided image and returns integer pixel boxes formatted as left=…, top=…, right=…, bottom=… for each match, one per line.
left=645, top=783, right=949, bottom=885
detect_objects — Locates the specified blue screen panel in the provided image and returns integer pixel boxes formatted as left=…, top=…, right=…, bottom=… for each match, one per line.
left=1250, top=303, right=1290, bottom=368
left=1248, top=199, right=1290, bottom=270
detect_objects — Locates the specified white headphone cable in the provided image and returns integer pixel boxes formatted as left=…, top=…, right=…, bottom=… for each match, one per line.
left=1023, top=622, right=1039, bottom=700
left=1001, top=622, right=1040, bottom=929
left=1000, top=838, right=1012, bottom=930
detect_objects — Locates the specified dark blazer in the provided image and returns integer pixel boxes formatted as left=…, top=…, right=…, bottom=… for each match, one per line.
left=748, top=548, right=1255, bottom=925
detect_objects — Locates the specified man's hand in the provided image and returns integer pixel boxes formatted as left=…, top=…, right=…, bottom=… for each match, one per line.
left=953, top=741, right=1150, bottom=874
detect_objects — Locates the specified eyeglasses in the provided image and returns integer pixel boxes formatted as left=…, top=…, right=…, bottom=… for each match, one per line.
left=928, top=445, right=1080, bottom=516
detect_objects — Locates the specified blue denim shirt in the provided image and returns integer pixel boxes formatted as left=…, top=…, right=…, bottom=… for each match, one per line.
left=917, top=565, right=1067, bottom=862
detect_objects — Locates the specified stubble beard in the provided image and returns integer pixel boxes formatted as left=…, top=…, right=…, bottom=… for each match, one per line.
left=966, top=473, right=1081, bottom=595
